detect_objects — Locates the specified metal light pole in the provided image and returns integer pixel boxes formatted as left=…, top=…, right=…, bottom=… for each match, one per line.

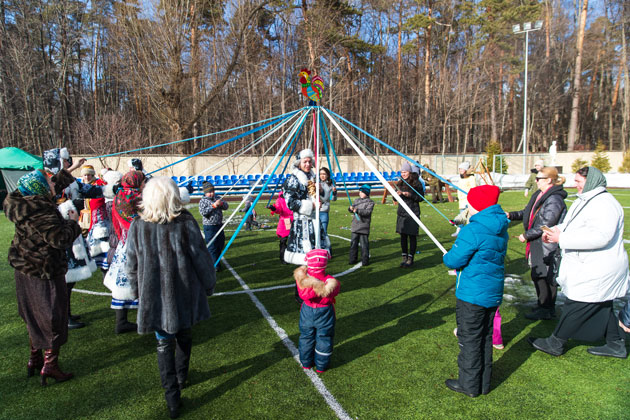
left=513, top=20, right=543, bottom=174
left=328, top=56, right=346, bottom=110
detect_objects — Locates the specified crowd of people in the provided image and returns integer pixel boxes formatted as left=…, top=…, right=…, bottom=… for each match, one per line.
left=3, top=146, right=629, bottom=416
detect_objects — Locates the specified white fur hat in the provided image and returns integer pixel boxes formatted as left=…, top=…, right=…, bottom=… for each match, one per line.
left=58, top=200, right=77, bottom=220
left=534, top=159, right=544, bottom=167
left=458, top=161, right=471, bottom=171
left=102, top=170, right=123, bottom=200
left=179, top=187, right=191, bottom=204
left=293, top=149, right=314, bottom=167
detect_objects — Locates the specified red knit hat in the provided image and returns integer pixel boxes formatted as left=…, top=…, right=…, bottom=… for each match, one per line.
left=305, top=249, right=330, bottom=270
left=467, top=185, right=500, bottom=212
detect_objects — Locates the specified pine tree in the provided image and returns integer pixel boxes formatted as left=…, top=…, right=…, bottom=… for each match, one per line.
left=619, top=151, right=630, bottom=173
left=571, top=158, right=588, bottom=173
left=590, top=141, right=611, bottom=173
left=485, top=141, right=508, bottom=174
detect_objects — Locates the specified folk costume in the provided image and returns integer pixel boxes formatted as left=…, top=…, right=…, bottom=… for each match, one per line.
left=283, top=149, right=331, bottom=265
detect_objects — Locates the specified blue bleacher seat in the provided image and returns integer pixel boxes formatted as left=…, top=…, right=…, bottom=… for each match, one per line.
left=171, top=176, right=178, bottom=183
left=230, top=175, right=238, bottom=181
left=214, top=175, right=221, bottom=182
left=178, top=176, right=187, bottom=184
left=255, top=174, right=261, bottom=180
left=222, top=175, right=229, bottom=181
left=247, top=174, right=254, bottom=181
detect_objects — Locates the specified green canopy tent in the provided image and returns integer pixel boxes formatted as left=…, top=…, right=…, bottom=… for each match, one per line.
left=0, top=147, right=43, bottom=208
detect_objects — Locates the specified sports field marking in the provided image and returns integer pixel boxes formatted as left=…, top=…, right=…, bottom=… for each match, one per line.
left=222, top=258, right=353, bottom=420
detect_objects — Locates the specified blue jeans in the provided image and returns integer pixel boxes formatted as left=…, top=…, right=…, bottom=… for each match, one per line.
left=319, top=211, right=330, bottom=233
left=299, top=305, right=336, bottom=371
left=203, top=224, right=225, bottom=266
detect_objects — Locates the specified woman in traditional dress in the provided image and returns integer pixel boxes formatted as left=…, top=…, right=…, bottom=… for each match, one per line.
left=283, top=149, right=331, bottom=265
left=103, top=170, right=145, bottom=333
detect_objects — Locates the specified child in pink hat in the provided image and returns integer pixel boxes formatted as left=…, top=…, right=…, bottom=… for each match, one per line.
left=294, top=249, right=340, bottom=372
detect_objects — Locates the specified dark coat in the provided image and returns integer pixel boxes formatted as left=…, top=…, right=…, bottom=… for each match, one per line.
left=351, top=197, right=374, bottom=235
left=395, top=179, right=422, bottom=235
left=508, top=185, right=567, bottom=279
left=126, top=210, right=216, bottom=334
left=4, top=190, right=82, bottom=279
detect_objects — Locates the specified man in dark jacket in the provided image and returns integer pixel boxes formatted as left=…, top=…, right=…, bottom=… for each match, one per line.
left=349, top=185, right=375, bottom=266
left=443, top=185, right=508, bottom=398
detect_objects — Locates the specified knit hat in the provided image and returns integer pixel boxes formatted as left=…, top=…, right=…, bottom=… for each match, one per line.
left=81, top=165, right=95, bottom=176
left=202, top=181, right=214, bottom=194
left=467, top=185, right=500, bottom=212
left=305, top=249, right=330, bottom=271
left=458, top=161, right=471, bottom=171
left=401, top=161, right=412, bottom=172
left=359, top=184, right=371, bottom=196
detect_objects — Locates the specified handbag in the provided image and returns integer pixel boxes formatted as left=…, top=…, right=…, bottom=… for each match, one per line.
left=79, top=208, right=91, bottom=230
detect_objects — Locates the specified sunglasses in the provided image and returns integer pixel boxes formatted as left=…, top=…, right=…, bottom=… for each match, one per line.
left=535, top=177, right=548, bottom=181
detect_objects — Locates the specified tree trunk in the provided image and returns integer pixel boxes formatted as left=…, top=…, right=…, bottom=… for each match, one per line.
left=566, top=0, right=589, bottom=151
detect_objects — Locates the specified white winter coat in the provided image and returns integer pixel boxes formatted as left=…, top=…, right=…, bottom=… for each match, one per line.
left=556, top=186, right=629, bottom=302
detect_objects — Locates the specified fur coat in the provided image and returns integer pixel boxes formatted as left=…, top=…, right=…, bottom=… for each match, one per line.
left=126, top=210, right=216, bottom=334
left=4, top=190, right=82, bottom=279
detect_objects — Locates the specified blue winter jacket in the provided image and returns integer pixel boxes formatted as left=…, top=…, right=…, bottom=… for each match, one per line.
left=443, top=204, right=509, bottom=308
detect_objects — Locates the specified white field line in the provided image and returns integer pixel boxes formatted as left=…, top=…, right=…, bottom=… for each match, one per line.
left=222, top=258, right=353, bottom=420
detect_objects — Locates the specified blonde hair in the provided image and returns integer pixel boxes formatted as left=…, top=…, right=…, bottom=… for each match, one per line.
left=540, top=167, right=566, bottom=186
left=140, top=177, right=183, bottom=224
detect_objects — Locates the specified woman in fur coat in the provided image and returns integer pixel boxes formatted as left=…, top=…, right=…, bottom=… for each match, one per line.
left=126, top=177, right=216, bottom=419
left=58, top=200, right=98, bottom=329
left=4, top=170, right=82, bottom=385
left=283, top=149, right=331, bottom=265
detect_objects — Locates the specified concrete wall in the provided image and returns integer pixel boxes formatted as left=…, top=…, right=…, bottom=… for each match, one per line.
left=77, top=151, right=624, bottom=177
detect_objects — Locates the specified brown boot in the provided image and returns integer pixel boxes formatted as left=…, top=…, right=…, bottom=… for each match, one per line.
left=40, top=348, right=74, bottom=386
left=27, top=340, right=43, bottom=378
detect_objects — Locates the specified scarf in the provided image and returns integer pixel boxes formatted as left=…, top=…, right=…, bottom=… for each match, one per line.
left=17, top=170, right=50, bottom=197
left=582, top=166, right=607, bottom=194
left=112, top=171, right=144, bottom=239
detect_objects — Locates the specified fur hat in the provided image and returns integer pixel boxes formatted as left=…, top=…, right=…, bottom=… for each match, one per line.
left=458, top=161, right=471, bottom=171
left=102, top=170, right=123, bottom=200
left=128, top=158, right=143, bottom=172
left=401, top=161, right=412, bottom=172
left=467, top=185, right=500, bottom=212
left=534, top=159, right=544, bottom=168
left=359, top=184, right=371, bottom=196
left=305, top=249, right=330, bottom=271
left=202, top=181, right=214, bottom=194
left=58, top=200, right=77, bottom=220
left=179, top=187, right=191, bottom=204
left=293, top=149, right=314, bottom=167
left=81, top=165, right=95, bottom=176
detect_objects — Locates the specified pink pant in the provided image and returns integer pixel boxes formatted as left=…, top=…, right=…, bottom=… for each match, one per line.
left=493, top=308, right=503, bottom=346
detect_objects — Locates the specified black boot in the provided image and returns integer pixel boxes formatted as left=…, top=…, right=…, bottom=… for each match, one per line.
left=175, top=330, right=193, bottom=390
left=115, top=308, right=137, bottom=334
left=528, top=334, right=566, bottom=356
left=399, top=254, right=408, bottom=268
left=68, top=318, right=86, bottom=330
left=404, top=255, right=414, bottom=268
left=587, top=339, right=628, bottom=359
left=157, top=338, right=181, bottom=418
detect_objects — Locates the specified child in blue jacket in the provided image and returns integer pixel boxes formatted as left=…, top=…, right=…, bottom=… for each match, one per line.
left=443, top=185, right=508, bottom=398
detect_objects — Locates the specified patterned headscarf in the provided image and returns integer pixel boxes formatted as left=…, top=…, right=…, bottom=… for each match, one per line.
left=112, top=171, right=145, bottom=239
left=17, top=170, right=50, bottom=197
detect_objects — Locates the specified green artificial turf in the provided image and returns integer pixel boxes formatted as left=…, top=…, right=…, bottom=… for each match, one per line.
left=0, top=190, right=629, bottom=419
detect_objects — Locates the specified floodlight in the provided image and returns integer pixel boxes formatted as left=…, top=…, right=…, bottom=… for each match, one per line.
left=523, top=22, right=532, bottom=30
left=512, top=24, right=521, bottom=33
left=535, top=20, right=543, bottom=29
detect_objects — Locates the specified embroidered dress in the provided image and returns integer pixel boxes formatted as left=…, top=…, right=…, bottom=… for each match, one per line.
left=103, top=231, right=138, bottom=309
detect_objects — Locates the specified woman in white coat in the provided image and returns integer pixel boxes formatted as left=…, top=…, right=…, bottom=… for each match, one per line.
left=529, top=166, right=629, bottom=358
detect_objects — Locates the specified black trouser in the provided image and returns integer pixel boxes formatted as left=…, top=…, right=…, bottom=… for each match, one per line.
left=400, top=234, right=417, bottom=256
left=279, top=236, right=288, bottom=263
left=553, top=299, right=622, bottom=343
left=349, top=232, right=369, bottom=264
left=532, top=274, right=557, bottom=310
left=66, top=283, right=75, bottom=316
left=456, top=299, right=496, bottom=395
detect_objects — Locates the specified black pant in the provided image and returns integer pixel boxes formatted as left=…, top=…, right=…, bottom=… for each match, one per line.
left=532, top=274, right=557, bottom=310
left=279, top=236, right=288, bottom=263
left=456, top=299, right=496, bottom=395
left=349, top=232, right=369, bottom=264
left=400, top=234, right=417, bottom=255
left=553, top=299, right=622, bottom=342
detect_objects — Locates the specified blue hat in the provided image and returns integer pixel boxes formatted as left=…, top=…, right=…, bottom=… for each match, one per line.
left=359, top=184, right=371, bottom=196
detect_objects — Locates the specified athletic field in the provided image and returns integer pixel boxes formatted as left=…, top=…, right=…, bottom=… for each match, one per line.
left=1, top=190, right=628, bottom=419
